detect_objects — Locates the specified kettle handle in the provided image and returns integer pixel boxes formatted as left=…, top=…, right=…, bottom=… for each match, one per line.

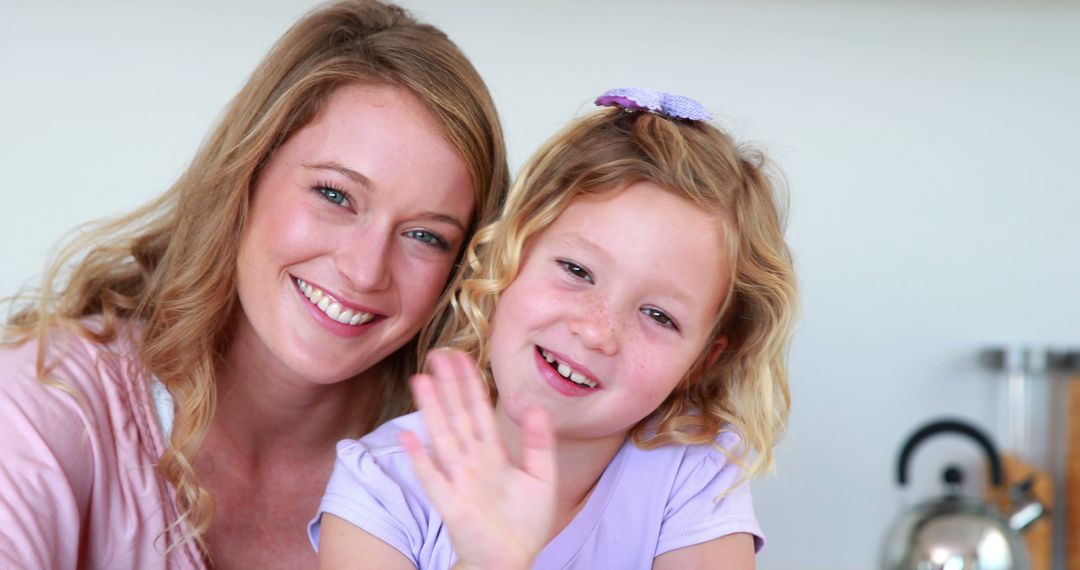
left=896, top=419, right=1004, bottom=487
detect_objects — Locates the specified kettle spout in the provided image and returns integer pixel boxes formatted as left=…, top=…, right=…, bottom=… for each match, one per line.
left=1009, top=498, right=1047, bottom=532
left=1008, top=476, right=1048, bottom=532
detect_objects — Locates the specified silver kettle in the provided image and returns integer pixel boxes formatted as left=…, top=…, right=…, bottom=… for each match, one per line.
left=881, top=419, right=1046, bottom=570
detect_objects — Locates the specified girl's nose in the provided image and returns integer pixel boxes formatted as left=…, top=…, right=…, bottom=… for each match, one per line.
left=568, top=301, right=618, bottom=356
left=335, top=224, right=393, bottom=293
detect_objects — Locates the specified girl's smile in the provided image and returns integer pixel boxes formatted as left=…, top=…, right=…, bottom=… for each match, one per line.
left=534, top=345, right=601, bottom=397
left=489, top=181, right=733, bottom=445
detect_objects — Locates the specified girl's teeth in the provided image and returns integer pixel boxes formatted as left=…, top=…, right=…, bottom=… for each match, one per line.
left=541, top=348, right=598, bottom=388
left=317, top=297, right=331, bottom=311
left=338, top=309, right=354, bottom=324
left=326, top=303, right=342, bottom=320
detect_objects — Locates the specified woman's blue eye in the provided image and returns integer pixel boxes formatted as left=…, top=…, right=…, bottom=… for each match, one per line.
left=558, top=260, right=593, bottom=283
left=642, top=307, right=678, bottom=331
left=317, top=186, right=349, bottom=207
left=405, top=229, right=450, bottom=251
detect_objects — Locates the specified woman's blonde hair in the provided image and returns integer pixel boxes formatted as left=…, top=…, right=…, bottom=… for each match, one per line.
left=3, top=0, right=507, bottom=557
left=438, top=107, right=796, bottom=479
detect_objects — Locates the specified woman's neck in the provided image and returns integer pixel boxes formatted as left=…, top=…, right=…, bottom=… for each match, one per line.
left=209, top=321, right=378, bottom=469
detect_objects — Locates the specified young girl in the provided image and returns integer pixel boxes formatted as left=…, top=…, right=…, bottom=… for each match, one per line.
left=310, top=88, right=796, bottom=569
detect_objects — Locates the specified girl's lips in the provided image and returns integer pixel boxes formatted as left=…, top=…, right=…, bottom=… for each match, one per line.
left=532, top=346, right=599, bottom=398
left=535, top=345, right=602, bottom=387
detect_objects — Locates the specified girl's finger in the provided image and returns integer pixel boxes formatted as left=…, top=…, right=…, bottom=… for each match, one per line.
left=410, top=373, right=462, bottom=473
left=428, top=350, right=476, bottom=450
left=400, top=429, right=452, bottom=506
left=518, top=407, right=556, bottom=482
left=449, top=350, right=497, bottom=443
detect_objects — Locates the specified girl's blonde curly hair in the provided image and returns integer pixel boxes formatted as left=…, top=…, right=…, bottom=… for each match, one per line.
left=435, top=107, right=797, bottom=479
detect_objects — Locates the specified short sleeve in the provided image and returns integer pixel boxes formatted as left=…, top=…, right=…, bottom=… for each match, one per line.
left=0, top=342, right=96, bottom=569
left=309, top=438, right=429, bottom=564
left=655, top=433, right=765, bottom=556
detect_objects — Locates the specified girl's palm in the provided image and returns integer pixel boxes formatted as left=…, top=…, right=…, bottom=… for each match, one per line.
left=401, top=350, right=556, bottom=570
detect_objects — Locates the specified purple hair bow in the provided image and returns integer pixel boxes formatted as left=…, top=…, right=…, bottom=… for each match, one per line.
left=595, top=87, right=712, bottom=121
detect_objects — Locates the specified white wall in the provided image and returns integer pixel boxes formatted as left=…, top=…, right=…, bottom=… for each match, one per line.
left=3, top=1, right=1078, bottom=567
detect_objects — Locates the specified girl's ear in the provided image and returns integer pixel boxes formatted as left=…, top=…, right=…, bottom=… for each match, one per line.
left=707, top=335, right=729, bottom=366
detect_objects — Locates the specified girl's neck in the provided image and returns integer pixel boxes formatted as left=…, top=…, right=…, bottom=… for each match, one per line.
left=494, top=404, right=628, bottom=539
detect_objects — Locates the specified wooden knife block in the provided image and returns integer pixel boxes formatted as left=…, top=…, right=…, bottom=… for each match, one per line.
left=987, top=452, right=1053, bottom=570
left=1068, top=376, right=1080, bottom=570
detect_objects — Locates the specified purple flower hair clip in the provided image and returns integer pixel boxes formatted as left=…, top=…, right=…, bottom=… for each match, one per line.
left=595, top=87, right=712, bottom=121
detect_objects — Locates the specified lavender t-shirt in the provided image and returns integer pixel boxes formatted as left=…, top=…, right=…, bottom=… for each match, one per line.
left=309, top=412, right=763, bottom=569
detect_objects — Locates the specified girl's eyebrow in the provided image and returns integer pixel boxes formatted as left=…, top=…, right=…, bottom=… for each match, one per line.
left=553, top=232, right=610, bottom=261
left=554, top=232, right=700, bottom=310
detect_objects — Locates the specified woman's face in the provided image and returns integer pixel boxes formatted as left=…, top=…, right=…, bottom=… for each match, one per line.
left=234, top=84, right=474, bottom=385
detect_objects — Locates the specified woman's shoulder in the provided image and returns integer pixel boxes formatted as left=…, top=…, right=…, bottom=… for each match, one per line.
left=0, top=322, right=108, bottom=489
left=0, top=317, right=145, bottom=401
left=0, top=317, right=199, bottom=569
left=0, top=316, right=158, bottom=451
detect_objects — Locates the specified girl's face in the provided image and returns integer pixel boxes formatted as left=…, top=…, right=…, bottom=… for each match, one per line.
left=234, top=84, right=474, bottom=385
left=489, top=182, right=731, bottom=445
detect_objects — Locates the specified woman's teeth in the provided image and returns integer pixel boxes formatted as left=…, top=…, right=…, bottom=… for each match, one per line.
left=295, top=278, right=375, bottom=326
left=540, top=348, right=597, bottom=388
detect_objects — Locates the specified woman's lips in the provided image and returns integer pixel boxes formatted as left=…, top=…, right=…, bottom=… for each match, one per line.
left=292, top=275, right=383, bottom=337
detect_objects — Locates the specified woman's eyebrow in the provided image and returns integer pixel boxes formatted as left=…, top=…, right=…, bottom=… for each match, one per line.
left=304, top=161, right=466, bottom=232
left=302, top=161, right=372, bottom=189
left=416, top=212, right=466, bottom=233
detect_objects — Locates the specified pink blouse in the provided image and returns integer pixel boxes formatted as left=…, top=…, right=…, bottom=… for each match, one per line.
left=0, top=321, right=205, bottom=569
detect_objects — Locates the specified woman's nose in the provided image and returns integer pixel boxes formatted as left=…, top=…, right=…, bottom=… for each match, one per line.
left=335, top=224, right=393, bottom=293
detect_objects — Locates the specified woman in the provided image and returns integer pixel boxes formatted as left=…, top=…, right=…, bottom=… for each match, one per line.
left=0, top=1, right=508, bottom=568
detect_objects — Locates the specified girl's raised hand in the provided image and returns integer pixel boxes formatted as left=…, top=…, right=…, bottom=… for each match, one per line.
left=400, top=349, right=556, bottom=570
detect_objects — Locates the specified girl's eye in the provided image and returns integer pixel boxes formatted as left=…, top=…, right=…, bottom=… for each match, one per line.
left=641, top=307, right=679, bottom=331
left=404, top=229, right=450, bottom=251
left=557, top=260, right=593, bottom=283
left=316, top=185, right=350, bottom=208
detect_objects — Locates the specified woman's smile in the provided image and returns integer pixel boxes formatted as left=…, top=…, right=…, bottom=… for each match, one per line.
left=293, top=275, right=382, bottom=336
left=233, top=84, right=475, bottom=385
